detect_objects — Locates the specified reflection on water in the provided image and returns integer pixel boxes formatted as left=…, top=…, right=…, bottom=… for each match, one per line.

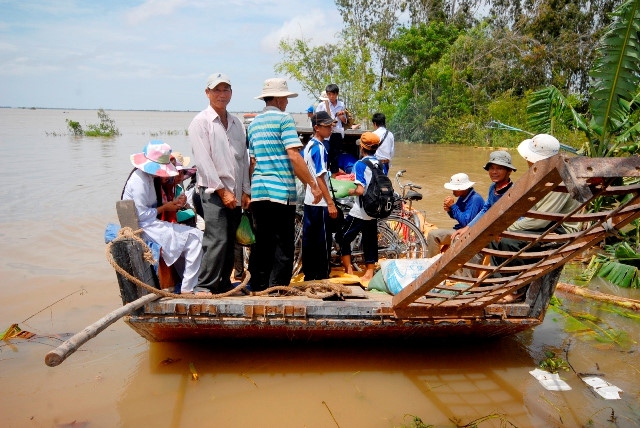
left=117, top=339, right=538, bottom=427
left=1, top=109, right=639, bottom=427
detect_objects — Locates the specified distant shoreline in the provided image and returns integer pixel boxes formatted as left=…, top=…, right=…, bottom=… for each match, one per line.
left=0, top=106, right=306, bottom=115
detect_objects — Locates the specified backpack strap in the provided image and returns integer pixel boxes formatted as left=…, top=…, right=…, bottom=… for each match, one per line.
left=324, top=100, right=332, bottom=119
left=379, top=130, right=389, bottom=145
left=362, top=158, right=380, bottom=171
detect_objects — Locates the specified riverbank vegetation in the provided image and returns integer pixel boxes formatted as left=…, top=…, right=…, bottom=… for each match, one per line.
left=276, top=0, right=636, bottom=150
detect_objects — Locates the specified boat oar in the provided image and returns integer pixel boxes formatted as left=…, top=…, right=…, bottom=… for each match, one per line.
left=45, top=293, right=160, bottom=367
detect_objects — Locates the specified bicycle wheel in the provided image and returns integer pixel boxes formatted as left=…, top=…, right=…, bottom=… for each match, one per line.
left=377, top=214, right=428, bottom=260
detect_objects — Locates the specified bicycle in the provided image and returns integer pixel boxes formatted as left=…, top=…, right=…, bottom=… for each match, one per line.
left=392, top=169, right=425, bottom=232
left=292, top=194, right=428, bottom=275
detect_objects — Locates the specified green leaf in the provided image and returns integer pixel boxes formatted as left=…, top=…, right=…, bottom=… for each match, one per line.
left=589, top=0, right=640, bottom=156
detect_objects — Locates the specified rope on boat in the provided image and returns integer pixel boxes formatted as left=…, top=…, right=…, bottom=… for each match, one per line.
left=105, top=227, right=350, bottom=300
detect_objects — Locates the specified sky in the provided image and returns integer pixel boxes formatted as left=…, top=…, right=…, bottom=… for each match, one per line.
left=0, top=0, right=343, bottom=113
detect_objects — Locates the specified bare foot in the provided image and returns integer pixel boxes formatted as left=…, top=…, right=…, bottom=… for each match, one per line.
left=360, top=274, right=374, bottom=282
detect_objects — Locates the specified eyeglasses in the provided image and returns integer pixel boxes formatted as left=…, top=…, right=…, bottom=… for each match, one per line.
left=317, top=123, right=335, bottom=128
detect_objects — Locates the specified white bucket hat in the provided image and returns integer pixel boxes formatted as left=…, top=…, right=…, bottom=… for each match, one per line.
left=518, top=134, right=560, bottom=163
left=206, top=73, right=231, bottom=89
left=318, top=91, right=329, bottom=101
left=255, top=78, right=298, bottom=99
left=444, top=173, right=475, bottom=191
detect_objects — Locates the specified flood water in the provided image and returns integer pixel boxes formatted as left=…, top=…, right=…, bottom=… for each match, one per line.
left=1, top=108, right=639, bottom=427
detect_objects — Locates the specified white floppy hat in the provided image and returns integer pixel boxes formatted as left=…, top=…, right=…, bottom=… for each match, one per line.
left=318, top=91, right=329, bottom=101
left=518, top=134, right=560, bottom=163
left=444, top=173, right=475, bottom=191
left=255, top=78, right=298, bottom=99
left=207, top=73, right=231, bottom=89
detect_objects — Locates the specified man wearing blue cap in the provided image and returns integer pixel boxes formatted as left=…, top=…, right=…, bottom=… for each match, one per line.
left=306, top=105, right=314, bottom=126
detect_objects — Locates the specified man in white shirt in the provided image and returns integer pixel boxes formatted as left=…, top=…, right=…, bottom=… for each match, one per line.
left=188, top=72, right=251, bottom=293
left=372, top=112, right=395, bottom=175
left=315, top=83, right=347, bottom=174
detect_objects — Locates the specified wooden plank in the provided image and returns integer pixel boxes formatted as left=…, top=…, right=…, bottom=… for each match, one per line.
left=392, top=154, right=568, bottom=311
left=116, top=200, right=140, bottom=229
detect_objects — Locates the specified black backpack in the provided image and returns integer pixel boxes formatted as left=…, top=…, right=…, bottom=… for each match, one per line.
left=360, top=159, right=394, bottom=218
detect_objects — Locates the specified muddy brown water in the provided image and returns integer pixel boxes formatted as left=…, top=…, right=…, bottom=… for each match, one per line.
left=1, top=108, right=639, bottom=427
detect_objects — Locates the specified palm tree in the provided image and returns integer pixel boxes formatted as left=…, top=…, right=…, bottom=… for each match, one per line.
left=527, top=0, right=640, bottom=157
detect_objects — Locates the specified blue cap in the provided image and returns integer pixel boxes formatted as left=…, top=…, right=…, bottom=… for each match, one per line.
left=307, top=105, right=314, bottom=113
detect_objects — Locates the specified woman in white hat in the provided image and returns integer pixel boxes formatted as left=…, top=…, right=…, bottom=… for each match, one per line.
left=425, top=173, right=485, bottom=257
left=122, top=141, right=204, bottom=294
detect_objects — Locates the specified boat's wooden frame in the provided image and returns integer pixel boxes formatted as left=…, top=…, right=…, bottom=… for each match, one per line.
left=111, top=155, right=640, bottom=342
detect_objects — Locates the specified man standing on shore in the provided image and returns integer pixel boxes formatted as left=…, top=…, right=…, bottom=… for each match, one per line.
left=247, top=77, right=322, bottom=291
left=188, top=72, right=250, bottom=293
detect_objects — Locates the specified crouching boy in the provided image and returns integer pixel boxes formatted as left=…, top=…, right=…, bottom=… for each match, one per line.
left=336, top=132, right=381, bottom=282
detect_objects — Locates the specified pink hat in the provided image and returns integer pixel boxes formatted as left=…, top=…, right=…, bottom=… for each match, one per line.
left=130, top=141, right=179, bottom=177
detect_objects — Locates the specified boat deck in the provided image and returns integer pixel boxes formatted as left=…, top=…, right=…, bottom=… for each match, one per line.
left=112, top=154, right=640, bottom=341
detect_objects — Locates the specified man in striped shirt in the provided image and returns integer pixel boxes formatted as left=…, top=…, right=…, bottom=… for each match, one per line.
left=247, top=78, right=321, bottom=291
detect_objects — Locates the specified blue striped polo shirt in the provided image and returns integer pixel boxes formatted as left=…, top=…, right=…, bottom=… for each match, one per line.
left=248, top=106, right=302, bottom=204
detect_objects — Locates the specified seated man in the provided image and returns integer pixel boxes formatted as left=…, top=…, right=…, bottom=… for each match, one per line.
left=426, top=173, right=484, bottom=257
left=451, top=150, right=517, bottom=241
left=489, top=134, right=581, bottom=280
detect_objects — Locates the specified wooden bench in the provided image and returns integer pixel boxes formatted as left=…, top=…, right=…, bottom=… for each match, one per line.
left=392, top=155, right=640, bottom=318
left=115, top=200, right=178, bottom=291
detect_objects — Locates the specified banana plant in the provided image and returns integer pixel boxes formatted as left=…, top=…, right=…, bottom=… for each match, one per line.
left=527, top=0, right=640, bottom=158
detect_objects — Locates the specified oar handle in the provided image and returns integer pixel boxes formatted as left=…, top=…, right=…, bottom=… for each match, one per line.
left=45, top=293, right=160, bottom=367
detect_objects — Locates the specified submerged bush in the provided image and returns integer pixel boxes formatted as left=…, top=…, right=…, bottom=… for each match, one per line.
left=66, top=109, right=120, bottom=137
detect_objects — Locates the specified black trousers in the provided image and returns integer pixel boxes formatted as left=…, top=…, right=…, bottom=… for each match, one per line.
left=248, top=201, right=296, bottom=290
left=302, top=204, right=332, bottom=280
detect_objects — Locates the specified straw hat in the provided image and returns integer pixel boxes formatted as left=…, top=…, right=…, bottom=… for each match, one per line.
left=517, top=134, right=560, bottom=163
left=483, top=150, right=517, bottom=172
left=444, top=173, right=475, bottom=191
left=130, top=141, right=179, bottom=177
left=255, top=78, right=298, bottom=99
left=171, top=151, right=191, bottom=168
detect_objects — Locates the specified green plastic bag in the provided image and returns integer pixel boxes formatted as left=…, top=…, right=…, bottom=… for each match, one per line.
left=236, top=213, right=255, bottom=246
left=330, top=178, right=356, bottom=198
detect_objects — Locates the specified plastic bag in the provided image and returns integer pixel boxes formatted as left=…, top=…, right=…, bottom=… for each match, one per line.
left=330, top=178, right=356, bottom=198
left=236, top=213, right=255, bottom=246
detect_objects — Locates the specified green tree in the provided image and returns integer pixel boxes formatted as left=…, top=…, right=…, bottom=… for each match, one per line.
left=527, top=0, right=640, bottom=157
left=275, top=28, right=376, bottom=123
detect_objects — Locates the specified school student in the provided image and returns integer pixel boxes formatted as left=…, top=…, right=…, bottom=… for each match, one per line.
left=301, top=111, right=339, bottom=280
left=336, top=132, right=381, bottom=282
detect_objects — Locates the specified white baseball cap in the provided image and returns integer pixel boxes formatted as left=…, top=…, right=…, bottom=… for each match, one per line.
left=206, top=73, right=231, bottom=89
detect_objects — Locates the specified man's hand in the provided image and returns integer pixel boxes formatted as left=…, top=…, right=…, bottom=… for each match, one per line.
left=310, top=183, right=322, bottom=204
left=241, top=192, right=251, bottom=210
left=218, top=188, right=237, bottom=209
left=450, top=226, right=469, bottom=242
left=328, top=203, right=338, bottom=218
left=443, top=196, right=455, bottom=211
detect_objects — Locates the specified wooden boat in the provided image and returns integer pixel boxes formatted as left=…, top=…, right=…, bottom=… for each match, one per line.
left=109, top=155, right=640, bottom=342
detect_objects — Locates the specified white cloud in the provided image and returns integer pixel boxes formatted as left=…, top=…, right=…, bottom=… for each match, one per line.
left=125, top=0, right=189, bottom=25
left=261, top=8, right=342, bottom=53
